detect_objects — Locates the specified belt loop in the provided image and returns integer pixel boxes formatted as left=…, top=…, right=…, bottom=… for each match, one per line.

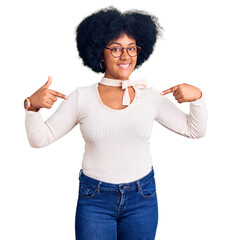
left=97, top=181, right=102, bottom=194
left=79, top=169, right=83, bottom=180
left=136, top=180, right=142, bottom=193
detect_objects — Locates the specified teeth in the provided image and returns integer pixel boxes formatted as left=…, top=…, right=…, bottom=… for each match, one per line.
left=118, top=64, right=130, bottom=69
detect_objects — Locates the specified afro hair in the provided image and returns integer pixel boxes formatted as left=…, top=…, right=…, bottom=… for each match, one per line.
left=75, top=6, right=163, bottom=73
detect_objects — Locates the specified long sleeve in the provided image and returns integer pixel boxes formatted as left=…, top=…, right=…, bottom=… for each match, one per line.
left=151, top=87, right=208, bottom=139
left=25, top=87, right=80, bottom=148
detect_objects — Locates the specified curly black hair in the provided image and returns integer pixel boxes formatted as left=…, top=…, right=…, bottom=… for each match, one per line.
left=75, top=6, right=163, bottom=73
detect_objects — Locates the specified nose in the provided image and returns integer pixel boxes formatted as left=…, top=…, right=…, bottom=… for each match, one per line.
left=120, top=49, right=130, bottom=59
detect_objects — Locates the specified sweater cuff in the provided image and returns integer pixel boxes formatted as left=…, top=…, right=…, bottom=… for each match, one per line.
left=190, top=93, right=205, bottom=105
left=24, top=108, right=41, bottom=116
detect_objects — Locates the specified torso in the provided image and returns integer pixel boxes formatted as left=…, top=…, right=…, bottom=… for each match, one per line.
left=97, top=83, right=135, bottom=110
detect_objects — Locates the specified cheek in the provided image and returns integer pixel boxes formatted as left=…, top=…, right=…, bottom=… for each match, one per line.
left=104, top=55, right=117, bottom=68
left=132, top=58, right=137, bottom=68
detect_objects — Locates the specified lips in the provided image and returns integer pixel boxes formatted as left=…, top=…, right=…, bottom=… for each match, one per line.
left=118, top=63, right=131, bottom=69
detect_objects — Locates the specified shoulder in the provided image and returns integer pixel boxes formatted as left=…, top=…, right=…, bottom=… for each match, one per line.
left=70, top=83, right=96, bottom=97
left=148, top=86, right=168, bottom=106
left=63, top=83, right=96, bottom=111
left=149, top=86, right=161, bottom=96
left=148, top=86, right=162, bottom=100
left=71, top=83, right=97, bottom=105
left=77, top=83, right=96, bottom=92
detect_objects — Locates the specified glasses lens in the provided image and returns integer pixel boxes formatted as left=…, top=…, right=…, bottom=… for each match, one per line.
left=128, top=46, right=138, bottom=57
left=109, top=46, right=140, bottom=57
left=111, top=47, right=122, bottom=57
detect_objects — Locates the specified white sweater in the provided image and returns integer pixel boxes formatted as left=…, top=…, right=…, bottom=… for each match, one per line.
left=25, top=81, right=208, bottom=184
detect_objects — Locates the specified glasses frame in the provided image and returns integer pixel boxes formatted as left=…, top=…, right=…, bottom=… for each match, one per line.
left=105, top=46, right=141, bottom=58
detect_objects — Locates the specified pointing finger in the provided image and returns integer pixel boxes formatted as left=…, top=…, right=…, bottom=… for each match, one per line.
left=161, top=85, right=179, bottom=95
left=49, top=89, right=68, bottom=99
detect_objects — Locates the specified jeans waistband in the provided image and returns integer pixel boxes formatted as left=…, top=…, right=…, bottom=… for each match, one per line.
left=78, top=166, right=154, bottom=191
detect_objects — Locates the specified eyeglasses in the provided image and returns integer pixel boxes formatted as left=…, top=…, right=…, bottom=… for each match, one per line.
left=105, top=45, right=141, bottom=58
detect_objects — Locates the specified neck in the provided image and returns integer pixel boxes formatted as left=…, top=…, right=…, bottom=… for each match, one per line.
left=103, top=74, right=130, bottom=81
left=99, top=77, right=131, bottom=91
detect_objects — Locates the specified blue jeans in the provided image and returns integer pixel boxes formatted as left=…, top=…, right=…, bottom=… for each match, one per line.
left=75, top=166, right=158, bottom=240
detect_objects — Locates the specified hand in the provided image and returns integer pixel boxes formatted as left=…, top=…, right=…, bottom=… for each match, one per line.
left=160, top=83, right=202, bottom=103
left=29, top=76, right=68, bottom=109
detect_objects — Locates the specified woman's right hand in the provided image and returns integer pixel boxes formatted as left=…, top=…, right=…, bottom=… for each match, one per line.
left=29, top=76, right=68, bottom=110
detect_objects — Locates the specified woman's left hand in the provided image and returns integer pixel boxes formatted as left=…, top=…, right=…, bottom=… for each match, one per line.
left=160, top=83, right=202, bottom=103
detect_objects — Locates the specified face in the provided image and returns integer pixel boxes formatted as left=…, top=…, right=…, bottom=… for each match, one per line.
left=102, top=33, right=137, bottom=80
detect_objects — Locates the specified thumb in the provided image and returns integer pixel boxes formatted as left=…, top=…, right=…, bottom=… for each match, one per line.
left=42, top=76, right=52, bottom=89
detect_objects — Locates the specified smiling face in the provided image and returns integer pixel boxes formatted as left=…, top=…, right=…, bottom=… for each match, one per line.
left=102, top=33, right=137, bottom=80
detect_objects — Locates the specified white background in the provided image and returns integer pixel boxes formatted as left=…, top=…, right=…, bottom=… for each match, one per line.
left=0, top=0, right=230, bottom=239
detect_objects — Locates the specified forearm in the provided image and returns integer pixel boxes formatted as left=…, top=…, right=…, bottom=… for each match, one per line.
left=155, top=90, right=208, bottom=139
left=181, top=95, right=208, bottom=138
left=25, top=110, right=55, bottom=148
left=25, top=87, right=80, bottom=148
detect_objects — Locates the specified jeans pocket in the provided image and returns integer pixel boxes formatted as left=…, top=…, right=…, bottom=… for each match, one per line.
left=79, top=180, right=98, bottom=199
left=139, top=178, right=156, bottom=199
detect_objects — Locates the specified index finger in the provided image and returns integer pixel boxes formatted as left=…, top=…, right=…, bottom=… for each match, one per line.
left=49, top=89, right=68, bottom=99
left=161, top=85, right=179, bottom=95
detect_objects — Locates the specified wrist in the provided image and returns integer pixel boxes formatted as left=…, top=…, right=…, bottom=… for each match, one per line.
left=24, top=97, right=40, bottom=112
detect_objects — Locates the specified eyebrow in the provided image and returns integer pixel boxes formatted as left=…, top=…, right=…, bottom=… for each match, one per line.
left=108, top=42, right=136, bottom=46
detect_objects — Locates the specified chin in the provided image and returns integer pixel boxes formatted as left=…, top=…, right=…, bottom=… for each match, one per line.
left=117, top=75, right=131, bottom=80
left=105, top=68, right=134, bottom=80
left=117, top=71, right=133, bottom=80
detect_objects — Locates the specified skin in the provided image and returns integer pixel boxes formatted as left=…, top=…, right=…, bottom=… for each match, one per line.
left=27, top=76, right=67, bottom=112
left=27, top=33, right=202, bottom=112
left=102, top=33, right=137, bottom=81
left=99, top=33, right=202, bottom=108
left=161, top=84, right=202, bottom=103
left=98, top=33, right=137, bottom=109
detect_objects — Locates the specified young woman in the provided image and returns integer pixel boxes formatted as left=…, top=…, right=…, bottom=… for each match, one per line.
left=24, top=6, right=207, bottom=240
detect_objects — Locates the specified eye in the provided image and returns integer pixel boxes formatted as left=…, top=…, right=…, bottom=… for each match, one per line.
left=111, top=47, right=120, bottom=52
left=129, top=47, right=136, bottom=51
